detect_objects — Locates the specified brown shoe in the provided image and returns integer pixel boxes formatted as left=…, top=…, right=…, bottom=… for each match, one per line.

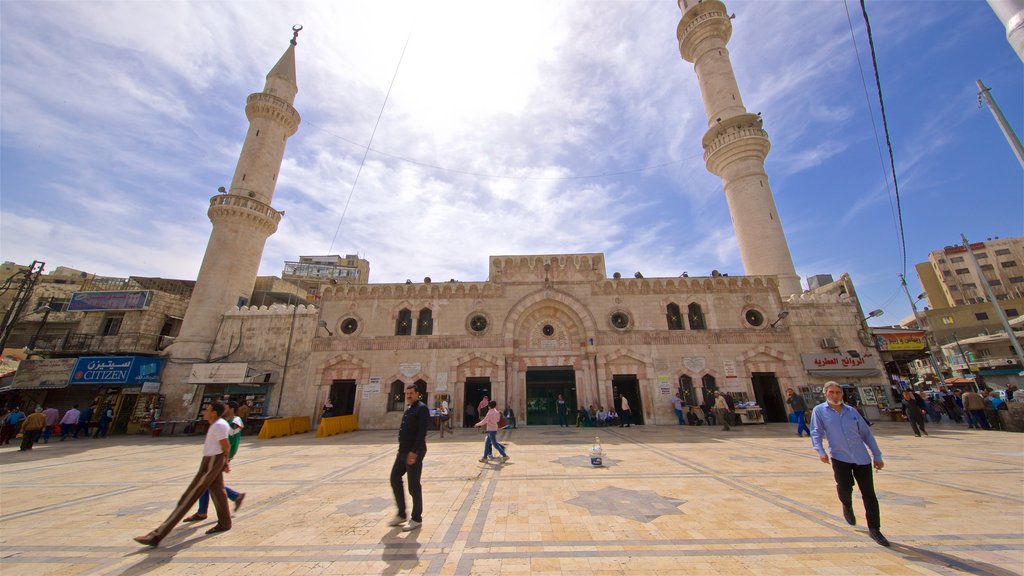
left=133, top=534, right=160, bottom=547
left=233, top=493, right=246, bottom=512
left=182, top=514, right=207, bottom=523
left=205, top=525, right=231, bottom=535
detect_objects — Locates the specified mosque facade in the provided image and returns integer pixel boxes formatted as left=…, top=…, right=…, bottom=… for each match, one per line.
left=156, top=2, right=891, bottom=427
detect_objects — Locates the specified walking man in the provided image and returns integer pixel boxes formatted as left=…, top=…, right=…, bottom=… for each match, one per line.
left=811, top=381, right=889, bottom=547
left=133, top=402, right=232, bottom=547
left=94, top=404, right=113, bottom=438
left=556, top=394, right=568, bottom=427
left=19, top=407, right=47, bottom=451
left=961, top=388, right=990, bottom=430
left=785, top=388, right=810, bottom=437
left=75, top=404, right=94, bottom=438
left=59, top=404, right=80, bottom=441
left=474, top=400, right=510, bottom=463
left=41, top=406, right=59, bottom=443
left=672, top=393, right=685, bottom=425
left=183, top=401, right=246, bottom=522
left=619, top=394, right=632, bottom=427
left=901, top=390, right=928, bottom=437
left=713, top=391, right=731, bottom=431
left=388, top=383, right=428, bottom=532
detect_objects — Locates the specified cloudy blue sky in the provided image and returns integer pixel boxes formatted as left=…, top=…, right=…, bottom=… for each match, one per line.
left=1, top=0, right=1021, bottom=326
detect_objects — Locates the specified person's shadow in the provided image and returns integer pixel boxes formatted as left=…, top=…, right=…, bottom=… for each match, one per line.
left=889, top=541, right=1019, bottom=576
left=380, top=526, right=422, bottom=575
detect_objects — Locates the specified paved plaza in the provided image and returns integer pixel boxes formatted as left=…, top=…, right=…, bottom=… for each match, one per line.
left=1, top=421, right=1021, bottom=575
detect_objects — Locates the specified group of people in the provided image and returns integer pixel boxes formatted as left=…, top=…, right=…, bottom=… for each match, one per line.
left=1, top=402, right=113, bottom=451
left=575, top=404, right=619, bottom=427
left=906, top=386, right=1013, bottom=433
left=558, top=393, right=633, bottom=427
left=124, top=379, right=904, bottom=549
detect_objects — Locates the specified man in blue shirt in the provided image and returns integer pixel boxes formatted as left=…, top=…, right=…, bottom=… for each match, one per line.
left=810, top=381, right=889, bottom=547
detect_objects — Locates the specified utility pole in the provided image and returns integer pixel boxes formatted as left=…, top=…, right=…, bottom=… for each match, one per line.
left=977, top=79, right=1024, bottom=168
left=899, top=273, right=947, bottom=388
left=0, top=261, right=45, bottom=351
left=961, top=234, right=1024, bottom=367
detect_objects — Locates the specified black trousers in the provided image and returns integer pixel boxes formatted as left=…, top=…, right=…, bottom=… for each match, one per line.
left=831, top=458, right=880, bottom=529
left=390, top=452, right=424, bottom=523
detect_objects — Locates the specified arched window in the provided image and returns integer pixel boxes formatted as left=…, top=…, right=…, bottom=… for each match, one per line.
left=413, top=379, right=427, bottom=400
left=416, top=308, right=433, bottom=335
left=688, top=303, right=706, bottom=330
left=678, top=374, right=695, bottom=405
left=701, top=374, right=718, bottom=395
left=666, top=303, right=683, bottom=330
left=388, top=381, right=406, bottom=411
left=395, top=308, right=412, bottom=336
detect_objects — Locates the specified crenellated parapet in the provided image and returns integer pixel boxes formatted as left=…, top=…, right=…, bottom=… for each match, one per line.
left=321, top=280, right=503, bottom=301
left=224, top=303, right=318, bottom=317
left=207, top=193, right=282, bottom=235
left=245, top=92, right=300, bottom=136
left=490, top=253, right=606, bottom=283
left=594, top=274, right=777, bottom=296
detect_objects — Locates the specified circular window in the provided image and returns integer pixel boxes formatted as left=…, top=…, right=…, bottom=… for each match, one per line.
left=469, top=314, right=488, bottom=333
left=610, top=311, right=630, bottom=329
left=542, top=324, right=555, bottom=336
left=340, top=318, right=359, bottom=334
left=744, top=309, right=765, bottom=327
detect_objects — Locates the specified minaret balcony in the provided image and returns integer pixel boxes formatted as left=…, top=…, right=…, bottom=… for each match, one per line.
left=208, top=193, right=282, bottom=234
left=702, top=113, right=771, bottom=175
left=245, top=92, right=301, bottom=136
left=677, top=1, right=732, bottom=62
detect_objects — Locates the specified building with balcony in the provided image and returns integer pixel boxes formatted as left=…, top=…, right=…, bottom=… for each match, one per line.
left=281, top=255, right=369, bottom=301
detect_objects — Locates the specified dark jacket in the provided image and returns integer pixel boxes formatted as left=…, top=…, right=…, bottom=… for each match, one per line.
left=398, top=400, right=429, bottom=456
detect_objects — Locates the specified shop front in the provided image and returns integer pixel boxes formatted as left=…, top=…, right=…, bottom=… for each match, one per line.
left=800, top=352, right=887, bottom=420
left=67, top=356, right=166, bottom=434
left=187, top=363, right=273, bottom=434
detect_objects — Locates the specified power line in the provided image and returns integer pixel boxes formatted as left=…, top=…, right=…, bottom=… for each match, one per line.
left=326, top=31, right=414, bottom=255
left=858, top=0, right=908, bottom=278
left=843, top=0, right=902, bottom=276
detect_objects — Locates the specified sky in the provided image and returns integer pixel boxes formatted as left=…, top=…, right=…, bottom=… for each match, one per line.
left=1, top=0, right=1021, bottom=327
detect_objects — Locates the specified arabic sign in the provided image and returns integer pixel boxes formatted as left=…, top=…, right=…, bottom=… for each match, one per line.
left=875, top=332, right=926, bottom=351
left=800, top=353, right=880, bottom=378
left=189, top=363, right=249, bottom=384
left=4, top=358, right=77, bottom=391
left=68, top=290, right=152, bottom=311
left=69, top=356, right=165, bottom=386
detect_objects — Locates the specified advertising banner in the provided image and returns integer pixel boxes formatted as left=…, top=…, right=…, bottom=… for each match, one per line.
left=1, top=358, right=77, bottom=392
left=69, top=356, right=165, bottom=386
left=68, top=290, right=152, bottom=311
left=875, top=332, right=926, bottom=351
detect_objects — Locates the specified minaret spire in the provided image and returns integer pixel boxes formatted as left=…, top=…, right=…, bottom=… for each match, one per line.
left=161, top=30, right=303, bottom=418
left=677, top=1, right=802, bottom=296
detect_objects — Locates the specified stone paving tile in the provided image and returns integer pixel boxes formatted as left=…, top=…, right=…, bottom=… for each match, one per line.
left=0, top=421, right=1021, bottom=575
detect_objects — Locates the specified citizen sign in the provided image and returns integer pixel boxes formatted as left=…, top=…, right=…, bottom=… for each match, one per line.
left=73, top=359, right=132, bottom=382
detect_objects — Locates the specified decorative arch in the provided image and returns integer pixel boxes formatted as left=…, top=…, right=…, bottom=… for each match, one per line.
left=502, top=288, right=598, bottom=350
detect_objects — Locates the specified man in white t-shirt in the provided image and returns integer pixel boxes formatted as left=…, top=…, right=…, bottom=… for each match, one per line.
left=134, top=402, right=232, bottom=547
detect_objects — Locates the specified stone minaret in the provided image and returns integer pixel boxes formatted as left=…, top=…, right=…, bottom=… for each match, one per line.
left=163, top=29, right=301, bottom=404
left=676, top=1, right=802, bottom=296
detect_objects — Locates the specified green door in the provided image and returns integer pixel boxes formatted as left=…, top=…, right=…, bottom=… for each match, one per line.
left=525, top=367, right=577, bottom=425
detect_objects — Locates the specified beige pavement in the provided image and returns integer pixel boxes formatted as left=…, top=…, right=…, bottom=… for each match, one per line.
left=0, top=421, right=1021, bottom=575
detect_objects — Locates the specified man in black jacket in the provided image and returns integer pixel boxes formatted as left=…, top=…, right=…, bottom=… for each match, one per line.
left=389, top=383, right=429, bottom=532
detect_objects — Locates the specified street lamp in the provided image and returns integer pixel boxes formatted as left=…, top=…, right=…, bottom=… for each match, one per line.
left=769, top=310, right=789, bottom=328
left=864, top=309, right=884, bottom=321
left=317, top=319, right=334, bottom=336
left=899, top=274, right=946, bottom=388
left=27, top=299, right=54, bottom=350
